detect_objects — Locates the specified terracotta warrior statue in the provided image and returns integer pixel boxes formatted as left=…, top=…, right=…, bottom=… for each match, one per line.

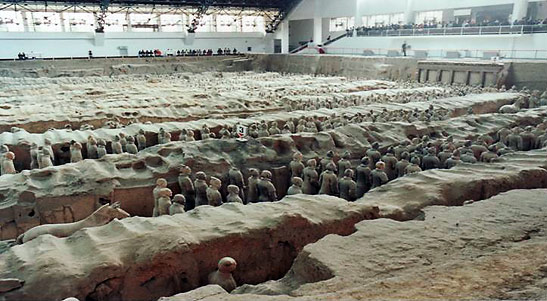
left=337, top=151, right=352, bottom=179
left=208, top=257, right=237, bottom=292
left=38, top=147, right=53, bottom=168
left=246, top=168, right=260, bottom=203
left=289, top=151, right=305, bottom=179
left=158, top=128, right=172, bottom=144
left=370, top=161, right=389, bottom=189
left=87, top=135, right=98, bottom=159
left=97, top=139, right=107, bottom=158
left=1, top=152, right=16, bottom=175
left=207, top=177, right=223, bottom=207
left=302, top=159, right=319, bottom=195
left=355, top=157, right=372, bottom=197
left=194, top=171, right=209, bottom=207
left=136, top=129, right=147, bottom=151
left=228, top=167, right=246, bottom=202
left=30, top=143, right=39, bottom=169
left=112, top=135, right=123, bottom=154
left=178, top=165, right=195, bottom=210
left=126, top=136, right=138, bottom=154
left=257, top=170, right=277, bottom=202
left=70, top=141, right=83, bottom=163
left=169, top=194, right=186, bottom=215
left=286, top=177, right=303, bottom=195
left=319, top=162, right=338, bottom=196
left=338, top=169, right=356, bottom=202
left=156, top=188, right=173, bottom=216
left=226, top=185, right=243, bottom=203
left=152, top=178, right=168, bottom=217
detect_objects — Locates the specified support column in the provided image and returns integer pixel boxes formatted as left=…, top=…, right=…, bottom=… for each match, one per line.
left=403, top=0, right=415, bottom=24
left=313, top=17, right=322, bottom=44
left=511, top=0, right=529, bottom=23
left=355, top=0, right=363, bottom=28
left=279, top=20, right=289, bottom=54
left=126, top=12, right=132, bottom=32
left=22, top=12, right=32, bottom=32
left=59, top=12, right=67, bottom=32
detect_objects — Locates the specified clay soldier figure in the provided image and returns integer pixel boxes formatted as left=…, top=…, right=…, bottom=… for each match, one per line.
left=421, top=147, right=441, bottom=170
left=119, top=133, right=128, bottom=152
left=370, top=161, right=389, bottom=189
left=70, top=141, right=83, bottom=163
left=338, top=151, right=352, bottom=179
left=185, top=130, right=195, bottom=142
left=246, top=168, right=260, bottom=203
left=226, top=185, right=244, bottom=203
left=194, top=172, right=209, bottom=207
left=257, top=170, right=277, bottom=202
left=287, top=177, right=303, bottom=195
left=0, top=145, right=8, bottom=174
left=44, top=139, right=55, bottom=163
left=158, top=128, right=171, bottom=144
left=2, top=152, right=16, bottom=175
left=208, top=257, right=237, bottom=292
left=380, top=148, right=398, bottom=180
left=97, top=139, right=107, bottom=158
left=319, top=162, right=338, bottom=196
left=355, top=157, right=372, bottom=197
left=153, top=178, right=168, bottom=217
left=520, top=126, right=537, bottom=151
left=289, top=151, right=305, bottom=179
left=179, top=129, right=188, bottom=142
left=169, top=194, right=186, bottom=215
left=207, top=177, right=223, bottom=207
left=445, top=150, right=463, bottom=169
left=136, top=129, right=147, bottom=151
left=319, top=150, right=336, bottom=174
left=506, top=128, right=524, bottom=151
left=405, top=157, right=423, bottom=174
left=395, top=152, right=411, bottom=177
left=156, top=188, right=173, bottom=216
left=228, top=167, right=246, bottom=202
left=268, top=122, right=281, bottom=135
left=339, top=169, right=357, bottom=202
left=126, top=136, right=138, bottom=154
left=30, top=143, right=39, bottom=169
left=257, top=123, right=269, bottom=137
left=437, top=147, right=453, bottom=168
left=87, top=136, right=98, bottom=159
left=201, top=124, right=211, bottom=140
left=366, top=143, right=382, bottom=169
left=38, top=147, right=53, bottom=168
left=302, top=159, right=320, bottom=195
left=178, top=165, right=195, bottom=210
left=112, top=135, right=123, bottom=154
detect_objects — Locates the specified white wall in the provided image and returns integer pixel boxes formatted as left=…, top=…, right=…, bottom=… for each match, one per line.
left=327, top=33, right=547, bottom=59
left=0, top=31, right=269, bottom=59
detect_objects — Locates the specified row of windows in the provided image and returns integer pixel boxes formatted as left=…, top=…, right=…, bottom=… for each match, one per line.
left=0, top=11, right=266, bottom=32
left=329, top=11, right=444, bottom=31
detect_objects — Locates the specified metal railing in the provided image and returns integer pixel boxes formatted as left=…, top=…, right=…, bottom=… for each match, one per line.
left=323, top=47, right=547, bottom=60
left=354, top=24, right=547, bottom=37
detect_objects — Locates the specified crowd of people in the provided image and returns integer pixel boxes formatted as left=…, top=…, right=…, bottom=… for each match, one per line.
left=138, top=48, right=239, bottom=58
left=351, top=17, right=547, bottom=36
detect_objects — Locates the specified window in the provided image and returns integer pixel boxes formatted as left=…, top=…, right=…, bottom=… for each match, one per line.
left=329, top=17, right=354, bottom=32
left=104, top=13, right=128, bottom=32
left=195, top=14, right=214, bottom=32
left=415, top=11, right=443, bottom=25
left=160, top=14, right=184, bottom=32
left=130, top=13, right=159, bottom=32
left=242, top=15, right=265, bottom=32
left=64, top=12, right=95, bottom=32
left=30, top=12, right=62, bottom=32
left=362, top=13, right=404, bottom=27
left=216, top=15, right=238, bottom=32
left=0, top=10, right=24, bottom=32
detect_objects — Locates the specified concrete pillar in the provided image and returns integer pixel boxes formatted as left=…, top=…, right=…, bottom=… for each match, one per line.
left=403, top=0, right=415, bottom=24
left=442, top=9, right=455, bottom=23
left=126, top=13, right=132, bottom=32
left=313, top=17, right=322, bottom=44
left=157, top=14, right=161, bottom=32
left=355, top=0, right=363, bottom=28
left=512, top=0, right=529, bottom=23
left=278, top=20, right=289, bottom=54
left=22, top=12, right=32, bottom=32
left=59, top=12, right=66, bottom=32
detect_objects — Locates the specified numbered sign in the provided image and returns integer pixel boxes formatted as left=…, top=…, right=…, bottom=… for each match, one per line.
left=236, top=125, right=248, bottom=138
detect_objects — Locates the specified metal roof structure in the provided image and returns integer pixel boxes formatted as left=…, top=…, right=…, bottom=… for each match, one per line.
left=1, top=0, right=301, bottom=32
